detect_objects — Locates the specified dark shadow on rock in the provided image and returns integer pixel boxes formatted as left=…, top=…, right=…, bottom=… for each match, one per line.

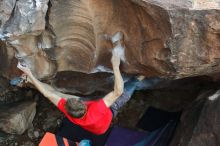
left=170, top=90, right=220, bottom=146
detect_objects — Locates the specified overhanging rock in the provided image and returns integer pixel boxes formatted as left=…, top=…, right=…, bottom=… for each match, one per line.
left=0, top=0, right=219, bottom=93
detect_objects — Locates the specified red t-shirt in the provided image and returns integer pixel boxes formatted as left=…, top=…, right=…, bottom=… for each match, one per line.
left=57, top=98, right=112, bottom=135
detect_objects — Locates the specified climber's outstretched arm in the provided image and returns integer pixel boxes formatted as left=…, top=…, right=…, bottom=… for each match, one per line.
left=17, top=62, right=79, bottom=106
left=103, top=51, right=124, bottom=107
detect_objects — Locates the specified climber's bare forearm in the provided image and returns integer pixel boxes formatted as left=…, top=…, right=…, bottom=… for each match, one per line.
left=28, top=74, right=61, bottom=106
left=40, top=82, right=56, bottom=92
left=27, top=76, right=56, bottom=92
left=31, top=80, right=80, bottom=99
left=28, top=74, right=79, bottom=103
left=103, top=65, right=124, bottom=107
left=113, top=67, right=124, bottom=95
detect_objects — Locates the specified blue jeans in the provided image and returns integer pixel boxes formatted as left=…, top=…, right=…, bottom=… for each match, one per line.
left=110, top=77, right=161, bottom=117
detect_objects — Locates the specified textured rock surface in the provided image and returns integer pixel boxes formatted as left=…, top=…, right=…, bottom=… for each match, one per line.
left=0, top=101, right=36, bottom=134
left=193, top=0, right=220, bottom=9
left=51, top=71, right=114, bottom=95
left=0, top=0, right=48, bottom=35
left=0, top=0, right=219, bottom=93
left=170, top=90, right=220, bottom=146
left=0, top=75, right=36, bottom=103
left=136, top=0, right=220, bottom=10
left=0, top=92, right=62, bottom=146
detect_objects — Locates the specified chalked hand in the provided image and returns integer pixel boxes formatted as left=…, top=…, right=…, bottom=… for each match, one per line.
left=17, top=62, right=32, bottom=76
left=111, top=32, right=125, bottom=62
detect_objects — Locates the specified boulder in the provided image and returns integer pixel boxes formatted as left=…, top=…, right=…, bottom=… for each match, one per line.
left=170, top=90, right=220, bottom=146
left=0, top=101, right=36, bottom=135
left=0, top=0, right=219, bottom=94
left=0, top=0, right=49, bottom=36
left=135, top=0, right=220, bottom=10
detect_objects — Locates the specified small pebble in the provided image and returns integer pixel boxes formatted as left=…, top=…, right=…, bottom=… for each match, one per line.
left=34, top=131, right=40, bottom=138
left=57, top=119, right=62, bottom=126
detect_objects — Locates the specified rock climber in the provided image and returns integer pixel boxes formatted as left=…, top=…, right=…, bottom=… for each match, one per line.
left=16, top=32, right=160, bottom=145
left=16, top=52, right=149, bottom=143
left=17, top=48, right=124, bottom=135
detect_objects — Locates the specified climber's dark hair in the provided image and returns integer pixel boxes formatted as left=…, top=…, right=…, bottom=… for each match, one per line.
left=65, top=98, right=86, bottom=118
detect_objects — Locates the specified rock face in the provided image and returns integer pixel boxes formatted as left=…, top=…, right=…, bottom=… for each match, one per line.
left=138, top=0, right=220, bottom=10
left=0, top=0, right=48, bottom=36
left=0, top=0, right=219, bottom=93
left=0, top=101, right=36, bottom=134
left=170, top=90, right=220, bottom=146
